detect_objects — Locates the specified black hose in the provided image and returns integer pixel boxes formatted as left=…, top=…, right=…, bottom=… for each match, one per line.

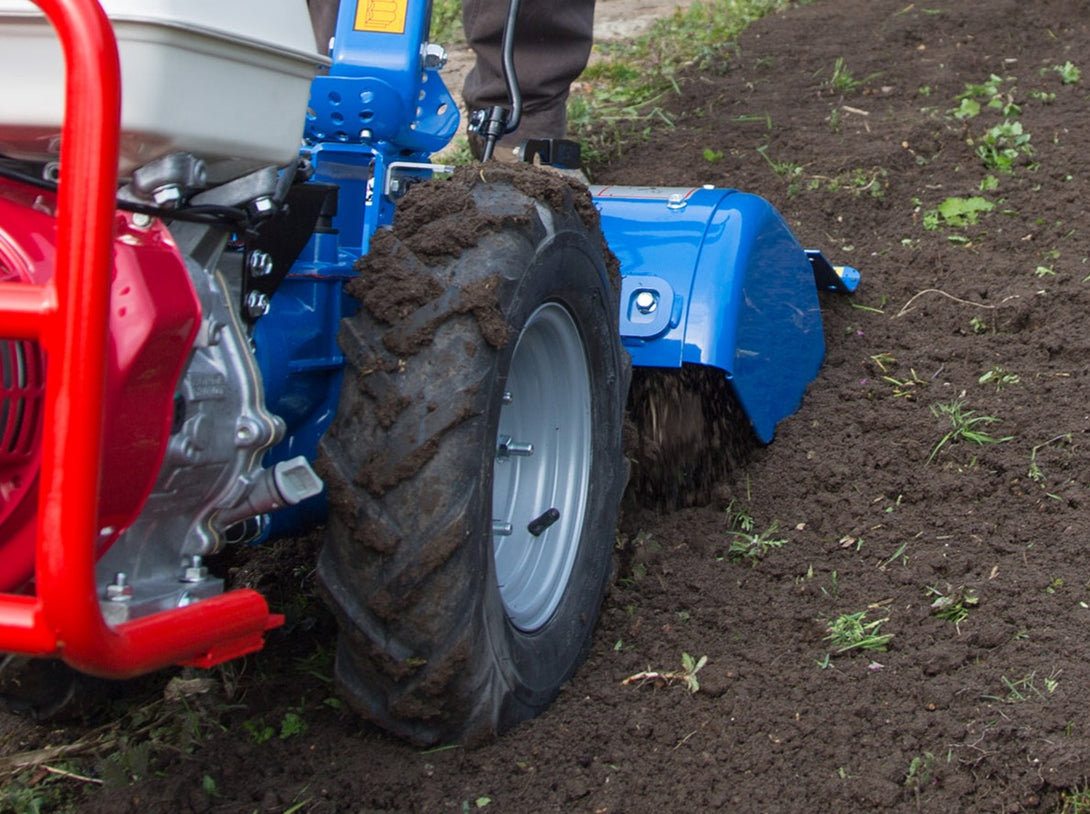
left=500, top=0, right=522, bottom=135
left=479, top=0, right=523, bottom=161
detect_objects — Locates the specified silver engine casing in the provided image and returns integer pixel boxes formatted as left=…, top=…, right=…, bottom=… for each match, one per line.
left=96, top=221, right=319, bottom=625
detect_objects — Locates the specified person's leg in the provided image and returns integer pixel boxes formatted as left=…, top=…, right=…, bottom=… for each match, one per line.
left=463, top=0, right=595, bottom=150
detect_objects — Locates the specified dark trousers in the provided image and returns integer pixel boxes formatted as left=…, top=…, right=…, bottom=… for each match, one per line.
left=307, top=0, right=595, bottom=141
left=462, top=0, right=595, bottom=140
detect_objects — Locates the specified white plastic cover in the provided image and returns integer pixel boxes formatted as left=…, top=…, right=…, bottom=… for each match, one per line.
left=0, top=0, right=326, bottom=179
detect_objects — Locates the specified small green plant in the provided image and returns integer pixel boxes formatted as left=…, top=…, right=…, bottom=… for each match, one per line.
left=824, top=610, right=893, bottom=654
left=820, top=570, right=839, bottom=598
left=1051, top=61, right=1081, bottom=85
left=982, top=670, right=1060, bottom=704
left=621, top=652, right=708, bottom=693
left=978, top=366, right=1019, bottom=391
left=756, top=144, right=803, bottom=179
left=1035, top=264, right=1056, bottom=277
left=975, top=120, right=1033, bottom=173
left=1028, top=433, right=1071, bottom=483
left=244, top=718, right=276, bottom=744
left=950, top=74, right=1019, bottom=119
left=724, top=499, right=756, bottom=532
left=926, top=584, right=980, bottom=624
left=279, top=711, right=308, bottom=740
left=727, top=521, right=788, bottom=565
left=904, top=751, right=936, bottom=789
left=923, top=196, right=995, bottom=229
left=823, top=57, right=879, bottom=93
left=702, top=147, right=724, bottom=162
left=827, top=107, right=841, bottom=133
left=882, top=368, right=925, bottom=399
left=969, top=315, right=989, bottom=334
left=927, top=400, right=1013, bottom=464
left=812, top=167, right=889, bottom=199
left=1059, top=785, right=1090, bottom=813
left=869, top=352, right=896, bottom=372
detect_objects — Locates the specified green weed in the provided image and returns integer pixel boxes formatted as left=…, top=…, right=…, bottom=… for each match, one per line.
left=822, top=57, right=880, bottom=93
left=1051, top=61, right=1081, bottom=85
left=927, top=400, right=1013, bottom=464
left=926, top=584, right=979, bottom=624
left=622, top=652, right=708, bottom=693
left=978, top=366, right=1019, bottom=391
left=975, top=120, right=1033, bottom=173
left=923, top=196, right=995, bottom=230
left=904, top=751, right=936, bottom=789
left=756, top=144, right=803, bottom=179
left=982, top=670, right=1060, bottom=704
left=824, top=611, right=893, bottom=654
left=881, top=541, right=910, bottom=568
left=950, top=74, right=1019, bottom=119
left=1059, top=785, right=1090, bottom=814
left=1028, top=433, right=1071, bottom=483
left=725, top=499, right=756, bottom=532
left=882, top=368, right=925, bottom=399
left=727, top=522, right=788, bottom=565
left=811, top=167, right=889, bottom=199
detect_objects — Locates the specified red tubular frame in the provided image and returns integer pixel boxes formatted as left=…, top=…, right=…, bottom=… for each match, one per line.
left=0, top=0, right=280, bottom=677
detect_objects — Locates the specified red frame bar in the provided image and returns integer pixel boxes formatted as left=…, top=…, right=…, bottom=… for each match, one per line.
left=0, top=0, right=279, bottom=677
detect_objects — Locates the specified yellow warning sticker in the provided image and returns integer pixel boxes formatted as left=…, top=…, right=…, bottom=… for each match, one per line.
left=355, top=0, right=407, bottom=34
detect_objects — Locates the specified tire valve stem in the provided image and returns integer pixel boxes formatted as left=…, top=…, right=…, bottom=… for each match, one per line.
left=527, top=508, right=560, bottom=537
left=493, top=520, right=514, bottom=536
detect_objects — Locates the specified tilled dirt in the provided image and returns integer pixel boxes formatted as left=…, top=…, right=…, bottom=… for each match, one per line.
left=6, top=0, right=1090, bottom=811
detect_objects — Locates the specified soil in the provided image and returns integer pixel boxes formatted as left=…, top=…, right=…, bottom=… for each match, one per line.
left=5, top=0, right=1090, bottom=811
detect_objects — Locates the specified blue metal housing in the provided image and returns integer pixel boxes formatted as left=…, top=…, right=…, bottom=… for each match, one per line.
left=306, top=0, right=459, bottom=156
left=250, top=0, right=860, bottom=539
left=593, top=185, right=857, bottom=443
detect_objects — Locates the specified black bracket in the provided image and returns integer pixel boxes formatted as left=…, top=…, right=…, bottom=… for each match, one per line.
left=517, top=139, right=582, bottom=170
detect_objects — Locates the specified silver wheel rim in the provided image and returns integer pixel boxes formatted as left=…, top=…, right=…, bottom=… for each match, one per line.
left=492, top=302, right=592, bottom=632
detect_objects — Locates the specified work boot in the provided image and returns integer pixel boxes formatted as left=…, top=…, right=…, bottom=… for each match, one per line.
left=468, top=105, right=588, bottom=182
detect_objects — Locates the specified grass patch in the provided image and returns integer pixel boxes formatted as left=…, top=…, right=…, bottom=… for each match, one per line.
left=572, top=0, right=814, bottom=165
left=927, top=400, right=1013, bottom=464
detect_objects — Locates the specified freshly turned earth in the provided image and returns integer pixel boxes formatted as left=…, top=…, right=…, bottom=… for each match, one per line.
left=6, top=1, right=1090, bottom=811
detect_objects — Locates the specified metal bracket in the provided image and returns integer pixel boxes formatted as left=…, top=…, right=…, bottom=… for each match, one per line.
left=517, top=139, right=582, bottom=170
left=383, top=160, right=456, bottom=199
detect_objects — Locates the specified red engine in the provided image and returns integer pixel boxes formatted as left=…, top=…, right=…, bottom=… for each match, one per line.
left=0, top=0, right=281, bottom=677
left=0, top=178, right=201, bottom=591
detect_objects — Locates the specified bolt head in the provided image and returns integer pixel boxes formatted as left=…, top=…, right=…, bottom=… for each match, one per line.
left=152, top=184, right=182, bottom=207
left=245, top=291, right=270, bottom=319
left=635, top=290, right=658, bottom=314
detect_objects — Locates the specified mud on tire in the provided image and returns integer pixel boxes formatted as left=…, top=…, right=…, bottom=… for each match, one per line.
left=317, top=166, right=630, bottom=746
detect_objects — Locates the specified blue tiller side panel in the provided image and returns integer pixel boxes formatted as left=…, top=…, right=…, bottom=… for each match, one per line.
left=593, top=185, right=826, bottom=444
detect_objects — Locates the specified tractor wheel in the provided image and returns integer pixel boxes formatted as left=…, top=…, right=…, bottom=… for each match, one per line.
left=317, top=167, right=629, bottom=746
